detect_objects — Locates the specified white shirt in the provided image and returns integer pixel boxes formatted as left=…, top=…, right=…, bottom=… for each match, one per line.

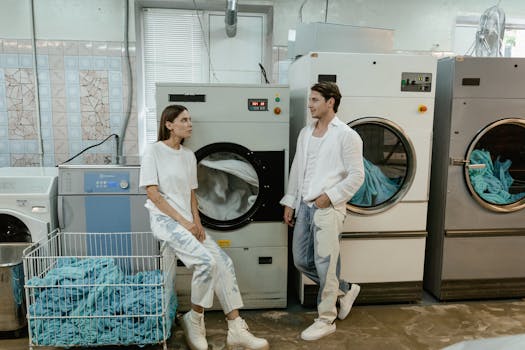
left=280, top=116, right=365, bottom=215
left=139, top=141, right=198, bottom=222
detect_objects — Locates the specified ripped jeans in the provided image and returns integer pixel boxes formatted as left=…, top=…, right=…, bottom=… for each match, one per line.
left=149, top=213, right=243, bottom=314
left=292, top=201, right=350, bottom=323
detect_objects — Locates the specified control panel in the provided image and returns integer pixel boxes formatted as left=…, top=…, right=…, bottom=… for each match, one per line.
left=247, top=98, right=268, bottom=111
left=84, top=172, right=130, bottom=193
left=401, top=72, right=432, bottom=92
left=247, top=94, right=283, bottom=115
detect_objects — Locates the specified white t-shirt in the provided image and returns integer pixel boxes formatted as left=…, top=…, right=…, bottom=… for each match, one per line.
left=139, top=141, right=198, bottom=222
left=302, top=134, right=323, bottom=201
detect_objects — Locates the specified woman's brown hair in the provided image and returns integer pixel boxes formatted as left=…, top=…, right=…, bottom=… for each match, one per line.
left=157, top=104, right=188, bottom=142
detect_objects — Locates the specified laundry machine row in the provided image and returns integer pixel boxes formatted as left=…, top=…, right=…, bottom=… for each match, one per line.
left=425, top=57, right=525, bottom=300
left=288, top=52, right=437, bottom=304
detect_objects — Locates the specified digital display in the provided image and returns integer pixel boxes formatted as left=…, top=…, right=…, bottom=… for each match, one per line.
left=248, top=98, right=268, bottom=111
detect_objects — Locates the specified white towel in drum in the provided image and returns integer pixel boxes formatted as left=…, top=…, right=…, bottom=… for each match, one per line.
left=196, top=158, right=259, bottom=221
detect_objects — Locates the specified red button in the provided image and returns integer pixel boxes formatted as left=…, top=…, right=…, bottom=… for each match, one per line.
left=274, top=107, right=281, bottom=115
left=418, top=105, right=427, bottom=113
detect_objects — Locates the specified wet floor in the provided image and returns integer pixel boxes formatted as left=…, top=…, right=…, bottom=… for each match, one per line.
left=3, top=294, right=525, bottom=350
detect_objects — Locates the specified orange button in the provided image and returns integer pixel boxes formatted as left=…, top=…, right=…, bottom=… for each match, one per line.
left=274, top=107, right=281, bottom=115
left=418, top=105, right=427, bottom=113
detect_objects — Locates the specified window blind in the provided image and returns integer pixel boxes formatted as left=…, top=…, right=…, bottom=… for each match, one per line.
left=142, top=8, right=205, bottom=143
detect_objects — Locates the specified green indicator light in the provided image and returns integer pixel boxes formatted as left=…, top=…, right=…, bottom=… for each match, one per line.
left=275, top=97, right=280, bottom=102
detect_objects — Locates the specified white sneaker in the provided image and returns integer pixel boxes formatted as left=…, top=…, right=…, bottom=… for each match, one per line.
left=338, top=283, right=361, bottom=320
left=227, top=317, right=269, bottom=350
left=300, top=318, right=336, bottom=341
left=180, top=310, right=208, bottom=350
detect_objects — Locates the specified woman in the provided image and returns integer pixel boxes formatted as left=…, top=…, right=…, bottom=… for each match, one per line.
left=140, top=105, right=269, bottom=350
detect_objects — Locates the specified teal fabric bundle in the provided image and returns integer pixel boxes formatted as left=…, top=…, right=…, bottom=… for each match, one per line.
left=469, top=149, right=525, bottom=204
left=350, top=158, right=401, bottom=207
left=26, top=257, right=177, bottom=347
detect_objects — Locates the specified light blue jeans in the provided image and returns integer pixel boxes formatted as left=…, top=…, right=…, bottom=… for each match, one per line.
left=293, top=201, right=350, bottom=323
left=149, top=213, right=243, bottom=314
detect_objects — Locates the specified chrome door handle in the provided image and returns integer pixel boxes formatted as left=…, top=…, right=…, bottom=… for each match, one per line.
left=450, top=158, right=468, bottom=166
left=467, top=163, right=486, bottom=170
left=450, top=158, right=486, bottom=169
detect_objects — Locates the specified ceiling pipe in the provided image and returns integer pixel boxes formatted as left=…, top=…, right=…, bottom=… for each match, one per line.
left=225, top=0, right=237, bottom=37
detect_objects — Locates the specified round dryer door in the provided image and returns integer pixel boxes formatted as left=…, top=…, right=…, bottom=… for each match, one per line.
left=194, top=142, right=283, bottom=230
left=346, top=117, right=416, bottom=214
left=0, top=214, right=31, bottom=242
left=464, top=118, right=525, bottom=212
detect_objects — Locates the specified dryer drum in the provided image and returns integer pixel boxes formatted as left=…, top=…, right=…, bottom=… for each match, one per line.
left=464, top=118, right=525, bottom=212
left=346, top=117, right=416, bottom=215
left=0, top=215, right=31, bottom=242
left=194, top=142, right=284, bottom=231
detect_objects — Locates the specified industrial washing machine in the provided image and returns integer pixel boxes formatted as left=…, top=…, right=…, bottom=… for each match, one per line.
left=425, top=57, right=525, bottom=300
left=156, top=83, right=289, bottom=309
left=0, top=167, right=58, bottom=243
left=288, top=52, right=437, bottom=304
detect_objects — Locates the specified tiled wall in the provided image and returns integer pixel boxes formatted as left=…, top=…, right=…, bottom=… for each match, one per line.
left=0, top=39, right=137, bottom=167
left=0, top=38, right=290, bottom=168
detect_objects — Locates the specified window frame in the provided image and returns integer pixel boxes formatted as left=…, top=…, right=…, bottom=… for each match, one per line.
left=454, top=15, right=525, bottom=56
left=134, top=0, right=274, bottom=153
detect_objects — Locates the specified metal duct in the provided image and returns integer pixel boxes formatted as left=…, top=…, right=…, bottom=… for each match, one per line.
left=225, top=0, right=237, bottom=37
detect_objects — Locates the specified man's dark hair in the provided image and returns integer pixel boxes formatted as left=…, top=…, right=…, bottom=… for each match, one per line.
left=311, top=81, right=342, bottom=113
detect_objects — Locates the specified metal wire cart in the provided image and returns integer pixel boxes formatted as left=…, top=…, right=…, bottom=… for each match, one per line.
left=22, top=231, right=177, bottom=350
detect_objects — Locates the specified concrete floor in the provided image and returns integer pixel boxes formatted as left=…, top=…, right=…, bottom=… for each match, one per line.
left=2, top=294, right=525, bottom=350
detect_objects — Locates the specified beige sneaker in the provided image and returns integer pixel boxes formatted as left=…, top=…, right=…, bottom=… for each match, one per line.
left=300, top=318, right=336, bottom=341
left=227, top=317, right=269, bottom=350
left=180, top=310, right=208, bottom=350
left=338, top=283, right=361, bottom=320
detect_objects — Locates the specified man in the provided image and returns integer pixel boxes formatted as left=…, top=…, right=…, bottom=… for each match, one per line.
left=281, top=81, right=365, bottom=341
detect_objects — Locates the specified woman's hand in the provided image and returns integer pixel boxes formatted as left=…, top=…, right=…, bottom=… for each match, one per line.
left=194, top=222, right=206, bottom=242
left=184, top=221, right=206, bottom=242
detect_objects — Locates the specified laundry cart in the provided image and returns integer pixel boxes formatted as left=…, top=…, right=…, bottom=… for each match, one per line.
left=22, top=231, right=177, bottom=350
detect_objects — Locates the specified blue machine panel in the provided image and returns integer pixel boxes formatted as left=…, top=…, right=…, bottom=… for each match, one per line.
left=85, top=191, right=132, bottom=272
left=84, top=172, right=130, bottom=193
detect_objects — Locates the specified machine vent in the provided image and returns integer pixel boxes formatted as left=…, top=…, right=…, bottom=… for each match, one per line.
left=462, top=78, right=481, bottom=86
left=169, top=94, right=206, bottom=102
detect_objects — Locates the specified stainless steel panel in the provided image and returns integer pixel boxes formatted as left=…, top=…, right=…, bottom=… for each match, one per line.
left=444, top=99, right=525, bottom=230
left=442, top=235, right=525, bottom=279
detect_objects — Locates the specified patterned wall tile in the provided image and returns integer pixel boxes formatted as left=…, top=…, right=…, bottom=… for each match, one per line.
left=1, top=38, right=137, bottom=166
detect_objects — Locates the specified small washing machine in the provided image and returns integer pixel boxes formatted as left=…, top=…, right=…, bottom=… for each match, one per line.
left=57, top=165, right=152, bottom=260
left=0, top=167, right=58, bottom=243
left=156, top=83, right=289, bottom=310
left=425, top=57, right=525, bottom=300
left=288, top=52, right=437, bottom=304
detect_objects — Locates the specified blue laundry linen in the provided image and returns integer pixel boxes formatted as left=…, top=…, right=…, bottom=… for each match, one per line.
left=26, top=257, right=177, bottom=347
left=350, top=158, right=401, bottom=207
left=469, top=149, right=525, bottom=204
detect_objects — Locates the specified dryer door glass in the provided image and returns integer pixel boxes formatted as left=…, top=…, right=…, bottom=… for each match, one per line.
left=0, top=214, right=31, bottom=242
left=196, top=151, right=259, bottom=222
left=346, top=118, right=416, bottom=214
left=465, top=118, right=525, bottom=212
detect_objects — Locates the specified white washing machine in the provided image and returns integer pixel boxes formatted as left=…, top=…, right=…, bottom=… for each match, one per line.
left=156, top=83, right=289, bottom=310
left=289, top=52, right=436, bottom=303
left=0, top=167, right=58, bottom=243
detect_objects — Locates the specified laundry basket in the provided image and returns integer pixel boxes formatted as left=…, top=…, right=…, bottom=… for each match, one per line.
left=22, top=231, right=177, bottom=350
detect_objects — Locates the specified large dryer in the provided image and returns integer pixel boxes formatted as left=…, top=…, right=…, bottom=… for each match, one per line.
left=156, top=83, right=289, bottom=309
left=289, top=52, right=437, bottom=303
left=425, top=57, right=525, bottom=300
